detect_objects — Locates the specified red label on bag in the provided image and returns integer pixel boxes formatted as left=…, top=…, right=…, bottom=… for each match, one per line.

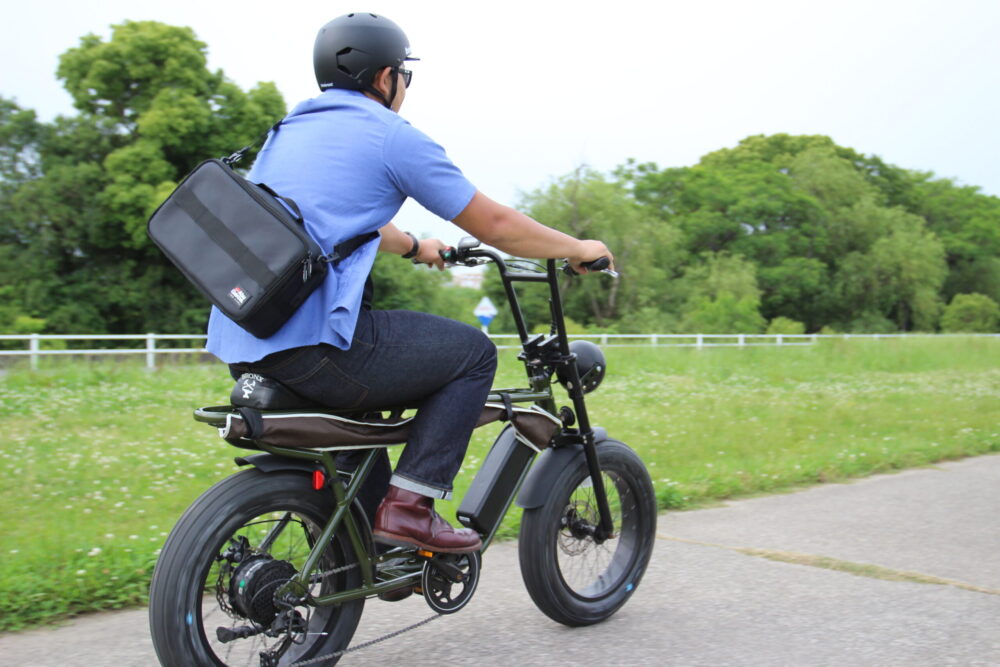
left=228, top=286, right=251, bottom=308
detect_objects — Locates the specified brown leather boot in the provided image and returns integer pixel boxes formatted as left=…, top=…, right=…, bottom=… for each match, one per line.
left=373, top=485, right=482, bottom=553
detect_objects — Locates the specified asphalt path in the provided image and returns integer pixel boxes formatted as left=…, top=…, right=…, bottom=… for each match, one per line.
left=2, top=454, right=998, bottom=666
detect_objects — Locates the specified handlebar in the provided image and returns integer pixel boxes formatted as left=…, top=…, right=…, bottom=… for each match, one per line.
left=440, top=241, right=617, bottom=278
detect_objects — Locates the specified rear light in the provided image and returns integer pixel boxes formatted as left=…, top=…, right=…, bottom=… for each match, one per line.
left=312, top=469, right=326, bottom=491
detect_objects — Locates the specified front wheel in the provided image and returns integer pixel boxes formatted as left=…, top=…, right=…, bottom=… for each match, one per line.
left=518, top=440, right=656, bottom=626
left=149, top=468, right=365, bottom=666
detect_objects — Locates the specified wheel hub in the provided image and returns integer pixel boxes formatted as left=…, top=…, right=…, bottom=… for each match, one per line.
left=229, top=555, right=297, bottom=626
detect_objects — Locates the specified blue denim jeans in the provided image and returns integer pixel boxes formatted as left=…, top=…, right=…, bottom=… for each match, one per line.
left=229, top=309, right=498, bottom=520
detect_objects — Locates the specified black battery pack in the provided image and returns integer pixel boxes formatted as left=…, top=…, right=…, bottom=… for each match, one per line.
left=457, top=426, right=537, bottom=537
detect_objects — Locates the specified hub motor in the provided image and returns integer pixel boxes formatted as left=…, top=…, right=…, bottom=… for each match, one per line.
left=228, top=555, right=297, bottom=626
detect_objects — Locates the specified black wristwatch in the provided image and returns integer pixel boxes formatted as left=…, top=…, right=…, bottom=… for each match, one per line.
left=401, top=231, right=420, bottom=259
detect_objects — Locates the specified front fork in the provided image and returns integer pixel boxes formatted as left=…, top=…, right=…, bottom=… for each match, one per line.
left=543, top=341, right=614, bottom=541
left=569, top=388, right=616, bottom=541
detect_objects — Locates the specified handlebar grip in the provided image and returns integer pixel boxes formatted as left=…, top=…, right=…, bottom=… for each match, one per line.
left=562, top=256, right=612, bottom=276
left=439, top=247, right=456, bottom=263
left=581, top=257, right=611, bottom=272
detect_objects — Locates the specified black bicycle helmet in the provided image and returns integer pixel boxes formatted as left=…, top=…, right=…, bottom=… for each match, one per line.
left=557, top=340, right=607, bottom=394
left=314, top=13, right=418, bottom=95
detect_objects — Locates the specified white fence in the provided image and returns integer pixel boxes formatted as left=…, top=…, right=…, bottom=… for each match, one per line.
left=1, top=332, right=997, bottom=371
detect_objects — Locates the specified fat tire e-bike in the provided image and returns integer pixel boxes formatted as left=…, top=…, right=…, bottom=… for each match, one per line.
left=148, top=238, right=657, bottom=666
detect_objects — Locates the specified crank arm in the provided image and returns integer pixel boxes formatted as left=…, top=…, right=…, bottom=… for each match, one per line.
left=425, top=556, right=467, bottom=583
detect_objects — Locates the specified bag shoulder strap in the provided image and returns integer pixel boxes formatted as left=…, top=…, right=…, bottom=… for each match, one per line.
left=219, top=119, right=380, bottom=265
left=326, top=232, right=381, bottom=264
left=222, top=121, right=282, bottom=167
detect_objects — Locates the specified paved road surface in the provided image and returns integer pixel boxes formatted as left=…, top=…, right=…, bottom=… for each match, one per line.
left=2, top=454, right=998, bottom=666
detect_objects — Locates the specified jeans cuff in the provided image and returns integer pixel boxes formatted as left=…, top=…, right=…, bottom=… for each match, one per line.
left=390, top=474, right=453, bottom=501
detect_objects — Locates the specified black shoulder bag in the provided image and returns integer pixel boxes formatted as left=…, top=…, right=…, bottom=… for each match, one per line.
left=147, top=123, right=378, bottom=339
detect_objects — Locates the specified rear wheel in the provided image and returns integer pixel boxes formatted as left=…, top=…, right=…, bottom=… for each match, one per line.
left=149, top=469, right=365, bottom=666
left=518, top=440, right=656, bottom=626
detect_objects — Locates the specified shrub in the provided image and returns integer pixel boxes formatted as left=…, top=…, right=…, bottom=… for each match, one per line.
left=766, top=317, right=806, bottom=335
left=940, top=293, right=1000, bottom=333
left=847, top=311, right=897, bottom=333
left=679, top=294, right=765, bottom=334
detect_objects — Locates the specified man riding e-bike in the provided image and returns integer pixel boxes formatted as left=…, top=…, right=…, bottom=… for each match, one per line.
left=207, top=12, right=614, bottom=557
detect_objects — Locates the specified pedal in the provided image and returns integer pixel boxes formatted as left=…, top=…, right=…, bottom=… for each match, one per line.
left=216, top=625, right=260, bottom=643
left=416, top=549, right=467, bottom=583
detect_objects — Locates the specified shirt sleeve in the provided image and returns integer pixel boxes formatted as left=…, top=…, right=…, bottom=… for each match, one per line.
left=383, top=119, right=477, bottom=221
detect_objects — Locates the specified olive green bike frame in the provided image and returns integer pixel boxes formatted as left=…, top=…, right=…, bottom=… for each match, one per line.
left=196, top=254, right=615, bottom=608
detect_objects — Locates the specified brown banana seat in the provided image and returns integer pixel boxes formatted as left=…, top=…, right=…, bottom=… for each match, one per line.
left=192, top=373, right=562, bottom=452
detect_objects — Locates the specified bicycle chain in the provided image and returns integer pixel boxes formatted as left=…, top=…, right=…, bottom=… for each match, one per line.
left=310, top=561, right=359, bottom=582
left=289, top=613, right=443, bottom=666
left=289, top=561, right=441, bottom=665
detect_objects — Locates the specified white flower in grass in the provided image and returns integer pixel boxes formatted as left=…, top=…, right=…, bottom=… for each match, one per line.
left=88, top=547, right=101, bottom=557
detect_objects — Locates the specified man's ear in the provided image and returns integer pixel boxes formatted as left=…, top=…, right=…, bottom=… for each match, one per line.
left=372, top=66, right=392, bottom=94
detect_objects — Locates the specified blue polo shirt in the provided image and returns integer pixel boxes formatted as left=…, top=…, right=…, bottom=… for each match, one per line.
left=205, top=89, right=477, bottom=363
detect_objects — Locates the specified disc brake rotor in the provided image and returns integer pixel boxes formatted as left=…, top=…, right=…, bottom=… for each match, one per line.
left=559, top=501, right=598, bottom=556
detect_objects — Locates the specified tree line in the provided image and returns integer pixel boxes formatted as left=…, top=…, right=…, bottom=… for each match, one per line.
left=487, top=138, right=1000, bottom=335
left=2, top=21, right=998, bottom=338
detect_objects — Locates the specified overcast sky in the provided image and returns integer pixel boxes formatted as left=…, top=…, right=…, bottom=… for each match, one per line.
left=2, top=0, right=998, bottom=241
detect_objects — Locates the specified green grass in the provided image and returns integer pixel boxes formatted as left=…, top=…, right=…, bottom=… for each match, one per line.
left=1, top=336, right=998, bottom=630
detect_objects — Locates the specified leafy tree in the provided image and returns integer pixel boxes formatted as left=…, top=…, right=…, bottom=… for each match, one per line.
left=757, top=257, right=833, bottom=332
left=0, top=98, right=41, bottom=184
left=625, top=133, right=983, bottom=333
left=0, top=21, right=285, bottom=335
left=944, top=256, right=1000, bottom=307
left=515, top=167, right=684, bottom=328
left=939, top=293, right=1000, bottom=333
left=675, top=253, right=766, bottom=333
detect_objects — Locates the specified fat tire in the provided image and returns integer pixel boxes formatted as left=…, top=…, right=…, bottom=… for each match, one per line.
left=149, top=468, right=365, bottom=666
left=518, top=440, right=656, bottom=626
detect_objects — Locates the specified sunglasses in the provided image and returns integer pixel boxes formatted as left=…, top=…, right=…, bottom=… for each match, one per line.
left=397, top=67, right=412, bottom=88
